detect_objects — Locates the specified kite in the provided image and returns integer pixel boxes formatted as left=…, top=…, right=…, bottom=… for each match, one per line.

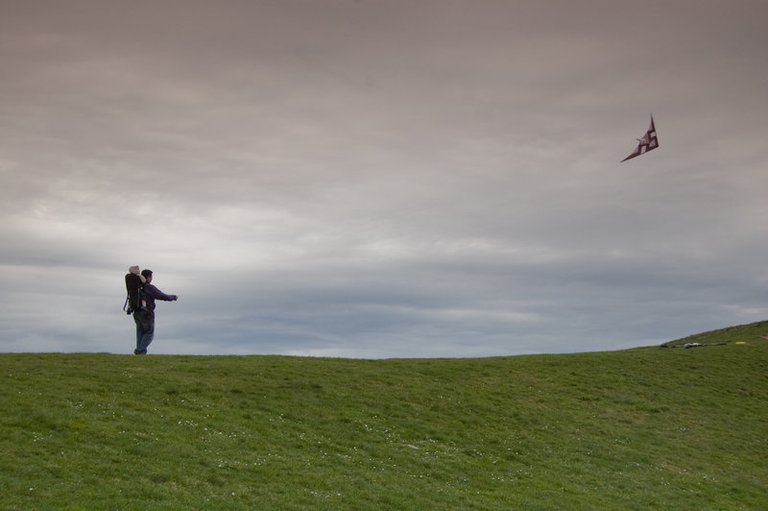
left=621, top=115, right=659, bottom=162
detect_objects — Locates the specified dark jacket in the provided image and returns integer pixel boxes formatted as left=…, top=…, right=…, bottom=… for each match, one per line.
left=141, top=284, right=177, bottom=311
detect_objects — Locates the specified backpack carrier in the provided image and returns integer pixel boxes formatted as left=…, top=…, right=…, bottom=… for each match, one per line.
left=123, top=266, right=145, bottom=314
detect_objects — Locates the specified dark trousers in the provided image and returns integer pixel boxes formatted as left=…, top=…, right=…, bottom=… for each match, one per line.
left=133, top=309, right=155, bottom=354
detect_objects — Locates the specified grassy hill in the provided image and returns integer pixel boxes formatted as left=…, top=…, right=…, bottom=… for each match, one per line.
left=1, top=323, right=767, bottom=510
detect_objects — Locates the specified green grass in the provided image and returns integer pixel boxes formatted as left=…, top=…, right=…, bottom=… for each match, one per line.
left=2, top=322, right=768, bottom=510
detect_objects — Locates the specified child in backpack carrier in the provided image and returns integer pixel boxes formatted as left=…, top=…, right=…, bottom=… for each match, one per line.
left=124, top=265, right=146, bottom=314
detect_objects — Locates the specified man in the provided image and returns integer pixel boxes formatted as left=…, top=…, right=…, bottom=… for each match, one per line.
left=133, top=269, right=178, bottom=355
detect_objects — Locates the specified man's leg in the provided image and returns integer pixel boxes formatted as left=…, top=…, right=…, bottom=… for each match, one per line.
left=133, top=311, right=145, bottom=354
left=136, top=310, right=155, bottom=354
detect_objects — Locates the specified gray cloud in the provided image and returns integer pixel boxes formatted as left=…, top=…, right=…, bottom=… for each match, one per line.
left=2, top=0, right=768, bottom=356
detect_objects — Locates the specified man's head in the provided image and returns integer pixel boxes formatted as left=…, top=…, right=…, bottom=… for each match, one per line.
left=141, top=269, right=153, bottom=283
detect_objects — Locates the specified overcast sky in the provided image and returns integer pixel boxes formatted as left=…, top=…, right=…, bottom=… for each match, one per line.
left=2, top=0, right=767, bottom=357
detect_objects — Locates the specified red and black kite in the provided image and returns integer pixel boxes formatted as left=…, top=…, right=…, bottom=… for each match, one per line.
left=621, top=116, right=659, bottom=162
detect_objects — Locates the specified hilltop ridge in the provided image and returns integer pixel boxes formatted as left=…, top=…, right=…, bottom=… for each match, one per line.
left=662, top=319, right=768, bottom=348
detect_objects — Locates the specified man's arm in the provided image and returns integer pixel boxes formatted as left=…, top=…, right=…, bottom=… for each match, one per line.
left=143, top=284, right=178, bottom=302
